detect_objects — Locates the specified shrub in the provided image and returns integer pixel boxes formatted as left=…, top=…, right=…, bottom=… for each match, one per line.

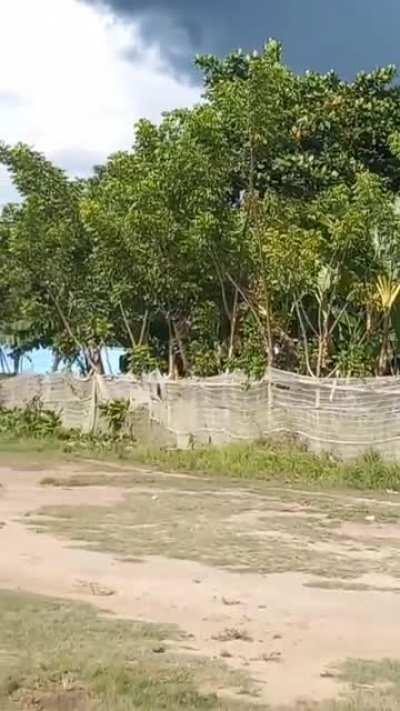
left=0, top=397, right=62, bottom=438
left=99, top=399, right=130, bottom=438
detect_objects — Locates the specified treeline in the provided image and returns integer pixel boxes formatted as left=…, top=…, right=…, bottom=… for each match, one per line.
left=3, top=41, right=400, bottom=378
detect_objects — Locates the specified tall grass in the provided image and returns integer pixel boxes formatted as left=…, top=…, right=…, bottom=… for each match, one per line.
left=129, top=440, right=400, bottom=491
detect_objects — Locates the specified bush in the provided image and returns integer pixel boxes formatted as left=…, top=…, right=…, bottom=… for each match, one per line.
left=99, top=399, right=130, bottom=438
left=0, top=397, right=62, bottom=438
left=127, top=345, right=160, bottom=376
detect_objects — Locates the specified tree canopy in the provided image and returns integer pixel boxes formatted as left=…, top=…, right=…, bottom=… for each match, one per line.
left=3, top=40, right=400, bottom=378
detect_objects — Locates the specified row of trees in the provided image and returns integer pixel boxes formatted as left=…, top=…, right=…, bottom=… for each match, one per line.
left=3, top=41, right=400, bottom=378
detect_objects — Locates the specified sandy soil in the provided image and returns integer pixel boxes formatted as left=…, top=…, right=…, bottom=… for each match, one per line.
left=1, top=463, right=400, bottom=707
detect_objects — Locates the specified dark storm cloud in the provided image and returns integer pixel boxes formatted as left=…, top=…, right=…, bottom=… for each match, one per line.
left=82, top=0, right=400, bottom=80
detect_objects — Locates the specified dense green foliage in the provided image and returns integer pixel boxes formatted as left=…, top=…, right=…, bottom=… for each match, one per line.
left=0, top=398, right=62, bottom=438
left=3, top=40, right=400, bottom=377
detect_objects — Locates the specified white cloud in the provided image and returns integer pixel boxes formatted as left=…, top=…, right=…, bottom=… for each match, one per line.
left=0, top=0, right=200, bottom=202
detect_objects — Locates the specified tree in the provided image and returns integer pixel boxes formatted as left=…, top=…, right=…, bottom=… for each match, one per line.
left=3, top=40, right=400, bottom=379
left=196, top=42, right=400, bottom=197
left=83, top=107, right=240, bottom=375
left=0, top=143, right=108, bottom=373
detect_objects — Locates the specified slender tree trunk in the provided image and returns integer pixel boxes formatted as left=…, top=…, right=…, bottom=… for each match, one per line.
left=315, top=298, right=331, bottom=378
left=51, top=350, right=61, bottom=373
left=228, top=288, right=239, bottom=360
left=0, top=348, right=10, bottom=374
left=173, top=319, right=189, bottom=375
left=264, top=292, right=274, bottom=368
left=12, top=351, right=21, bottom=375
left=295, top=299, right=314, bottom=377
left=378, top=312, right=391, bottom=375
left=167, top=317, right=176, bottom=378
left=214, top=264, right=232, bottom=323
left=366, top=307, right=372, bottom=336
left=138, top=310, right=149, bottom=346
left=225, top=272, right=270, bottom=357
left=87, top=347, right=105, bottom=375
left=316, top=326, right=330, bottom=378
left=48, top=287, right=98, bottom=373
left=119, top=300, right=136, bottom=350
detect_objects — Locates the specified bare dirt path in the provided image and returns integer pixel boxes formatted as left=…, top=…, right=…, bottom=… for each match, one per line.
left=1, top=463, right=400, bottom=707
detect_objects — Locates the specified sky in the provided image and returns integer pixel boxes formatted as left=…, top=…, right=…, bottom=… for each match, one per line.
left=2, top=0, right=400, bottom=206
left=0, top=0, right=199, bottom=204
left=83, top=0, right=400, bottom=78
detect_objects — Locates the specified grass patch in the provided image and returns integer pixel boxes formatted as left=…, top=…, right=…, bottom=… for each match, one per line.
left=316, top=658, right=400, bottom=710
left=28, top=469, right=400, bottom=579
left=212, top=629, right=253, bottom=643
left=336, top=657, right=400, bottom=686
left=128, top=442, right=400, bottom=493
left=0, top=436, right=69, bottom=467
left=3, top=431, right=400, bottom=493
left=304, top=580, right=400, bottom=593
left=281, top=658, right=400, bottom=710
left=0, top=590, right=253, bottom=711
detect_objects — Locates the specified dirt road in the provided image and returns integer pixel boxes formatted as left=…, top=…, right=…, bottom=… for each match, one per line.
left=1, top=462, right=400, bottom=707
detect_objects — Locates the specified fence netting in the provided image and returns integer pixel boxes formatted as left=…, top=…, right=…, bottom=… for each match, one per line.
left=1, top=368, right=400, bottom=459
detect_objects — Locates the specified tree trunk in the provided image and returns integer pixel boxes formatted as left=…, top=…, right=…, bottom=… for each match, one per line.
left=366, top=307, right=372, bottom=336
left=51, top=350, right=61, bottom=373
left=119, top=300, right=136, bottom=350
left=228, top=288, right=239, bottom=360
left=173, top=319, right=189, bottom=375
left=316, top=330, right=328, bottom=378
left=138, top=310, right=149, bottom=346
left=167, top=317, right=176, bottom=378
left=264, top=293, right=274, bottom=368
left=378, top=312, right=391, bottom=375
left=86, top=347, right=104, bottom=375
left=0, top=348, right=10, bottom=374
left=11, top=350, right=21, bottom=375
left=294, top=298, right=314, bottom=377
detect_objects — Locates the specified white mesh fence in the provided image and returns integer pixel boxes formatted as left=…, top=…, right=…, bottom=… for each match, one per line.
left=2, top=368, right=400, bottom=459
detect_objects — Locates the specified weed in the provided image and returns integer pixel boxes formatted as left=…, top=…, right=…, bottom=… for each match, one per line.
left=260, top=652, right=282, bottom=663
left=99, top=399, right=130, bottom=439
left=0, top=398, right=63, bottom=439
left=222, top=598, right=242, bottom=606
left=212, top=629, right=253, bottom=643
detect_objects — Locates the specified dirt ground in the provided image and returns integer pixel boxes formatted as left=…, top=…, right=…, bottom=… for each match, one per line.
left=2, top=459, right=400, bottom=708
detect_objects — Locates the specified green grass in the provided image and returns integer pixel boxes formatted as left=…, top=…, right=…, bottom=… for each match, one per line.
left=29, top=467, right=400, bottom=580
left=313, top=658, right=400, bottom=710
left=277, top=658, right=400, bottom=710
left=3, top=431, right=400, bottom=492
left=3, top=589, right=400, bottom=711
left=0, top=590, right=254, bottom=711
left=128, top=442, right=400, bottom=492
left=0, top=436, right=74, bottom=468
